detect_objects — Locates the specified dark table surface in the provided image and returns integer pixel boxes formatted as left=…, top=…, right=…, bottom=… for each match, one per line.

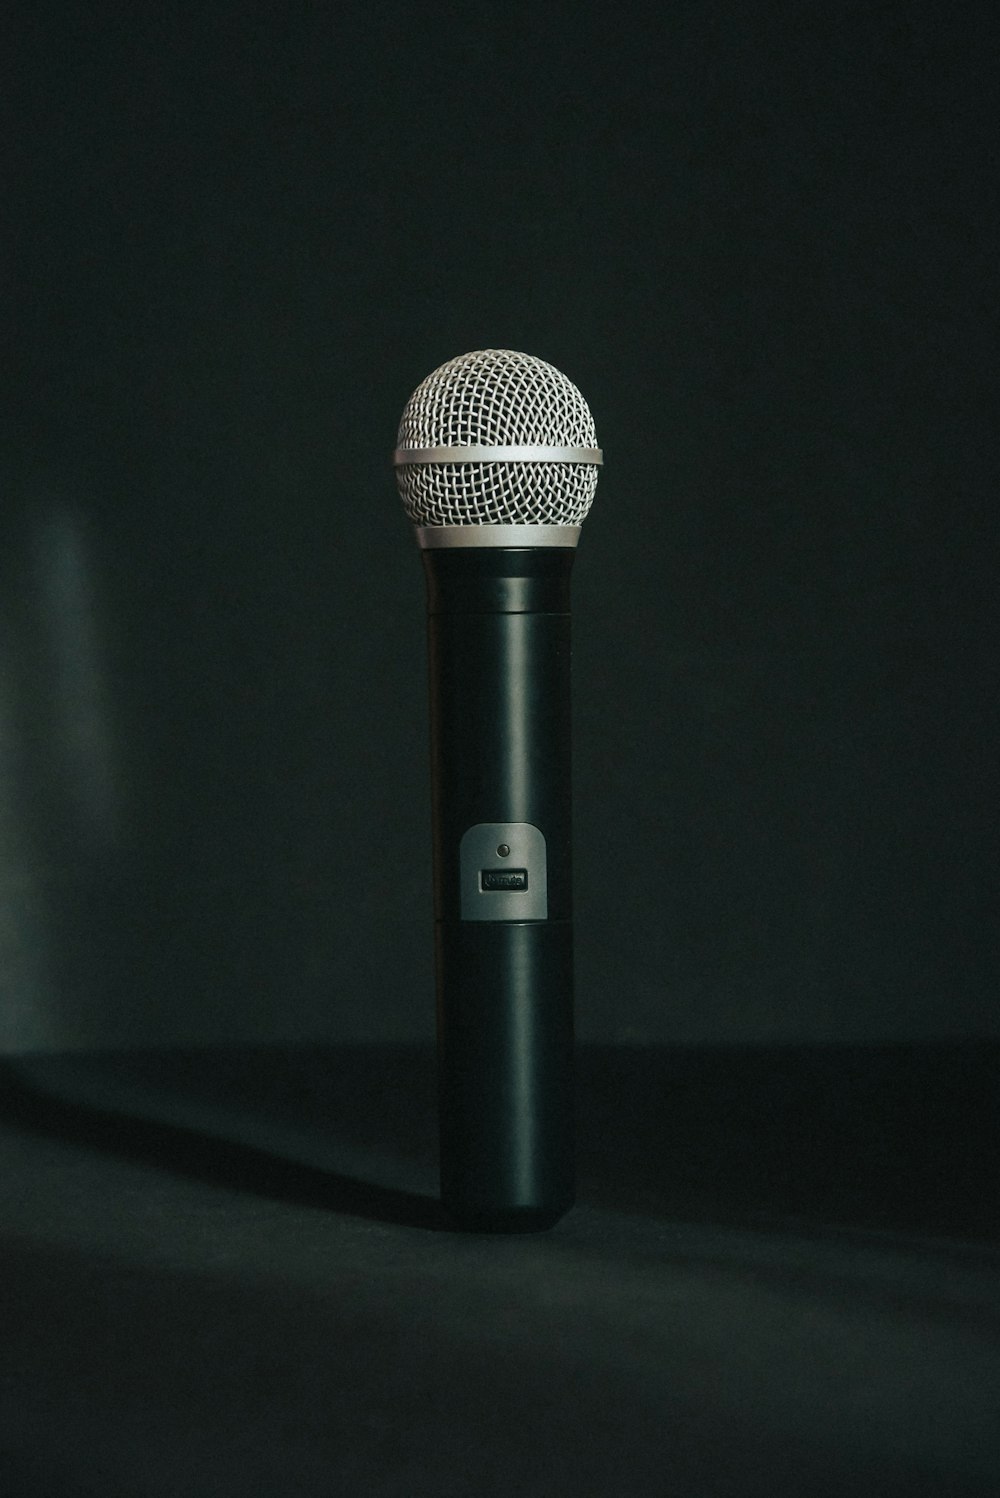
left=2, top=1042, right=998, bottom=1496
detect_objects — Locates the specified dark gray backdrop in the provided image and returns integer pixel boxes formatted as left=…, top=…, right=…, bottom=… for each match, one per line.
left=3, top=2, right=995, bottom=1050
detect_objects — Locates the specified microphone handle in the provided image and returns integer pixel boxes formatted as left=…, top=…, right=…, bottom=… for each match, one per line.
left=424, top=546, right=576, bottom=1232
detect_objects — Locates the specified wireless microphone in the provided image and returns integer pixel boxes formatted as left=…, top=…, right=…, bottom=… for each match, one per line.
left=393, top=349, right=602, bottom=1232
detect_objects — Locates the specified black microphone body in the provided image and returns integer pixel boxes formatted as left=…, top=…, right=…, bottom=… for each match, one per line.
left=425, top=547, right=575, bottom=1231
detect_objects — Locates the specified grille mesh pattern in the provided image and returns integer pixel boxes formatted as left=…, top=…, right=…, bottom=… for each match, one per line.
left=395, top=349, right=599, bottom=526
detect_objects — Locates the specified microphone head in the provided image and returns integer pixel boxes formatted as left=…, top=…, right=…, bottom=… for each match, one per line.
left=393, top=350, right=601, bottom=545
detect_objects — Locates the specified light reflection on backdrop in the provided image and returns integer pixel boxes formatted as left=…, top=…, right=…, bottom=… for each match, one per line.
left=0, top=497, right=121, bottom=1050
left=30, top=504, right=121, bottom=852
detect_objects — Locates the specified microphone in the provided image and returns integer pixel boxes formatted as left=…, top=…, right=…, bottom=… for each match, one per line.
left=394, top=349, right=602, bottom=1232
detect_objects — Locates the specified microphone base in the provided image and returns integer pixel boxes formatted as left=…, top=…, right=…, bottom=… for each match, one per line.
left=436, top=919, right=574, bottom=1233
left=443, top=1201, right=574, bottom=1235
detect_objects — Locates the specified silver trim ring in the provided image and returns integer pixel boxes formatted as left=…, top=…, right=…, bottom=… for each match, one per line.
left=416, top=525, right=582, bottom=549
left=394, top=445, right=603, bottom=465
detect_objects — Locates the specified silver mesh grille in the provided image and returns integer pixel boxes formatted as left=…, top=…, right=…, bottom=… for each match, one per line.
left=395, top=349, right=600, bottom=526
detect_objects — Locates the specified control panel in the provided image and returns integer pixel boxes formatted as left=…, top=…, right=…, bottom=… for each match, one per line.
left=458, top=822, right=548, bottom=921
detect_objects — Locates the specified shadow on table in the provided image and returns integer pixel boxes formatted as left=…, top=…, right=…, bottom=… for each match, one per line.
left=0, top=1045, right=446, bottom=1232
left=2, top=1041, right=997, bottom=1242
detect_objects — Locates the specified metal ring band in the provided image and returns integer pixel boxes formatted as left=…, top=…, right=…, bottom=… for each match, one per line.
left=415, top=525, right=582, bottom=549
left=393, top=445, right=603, bottom=466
